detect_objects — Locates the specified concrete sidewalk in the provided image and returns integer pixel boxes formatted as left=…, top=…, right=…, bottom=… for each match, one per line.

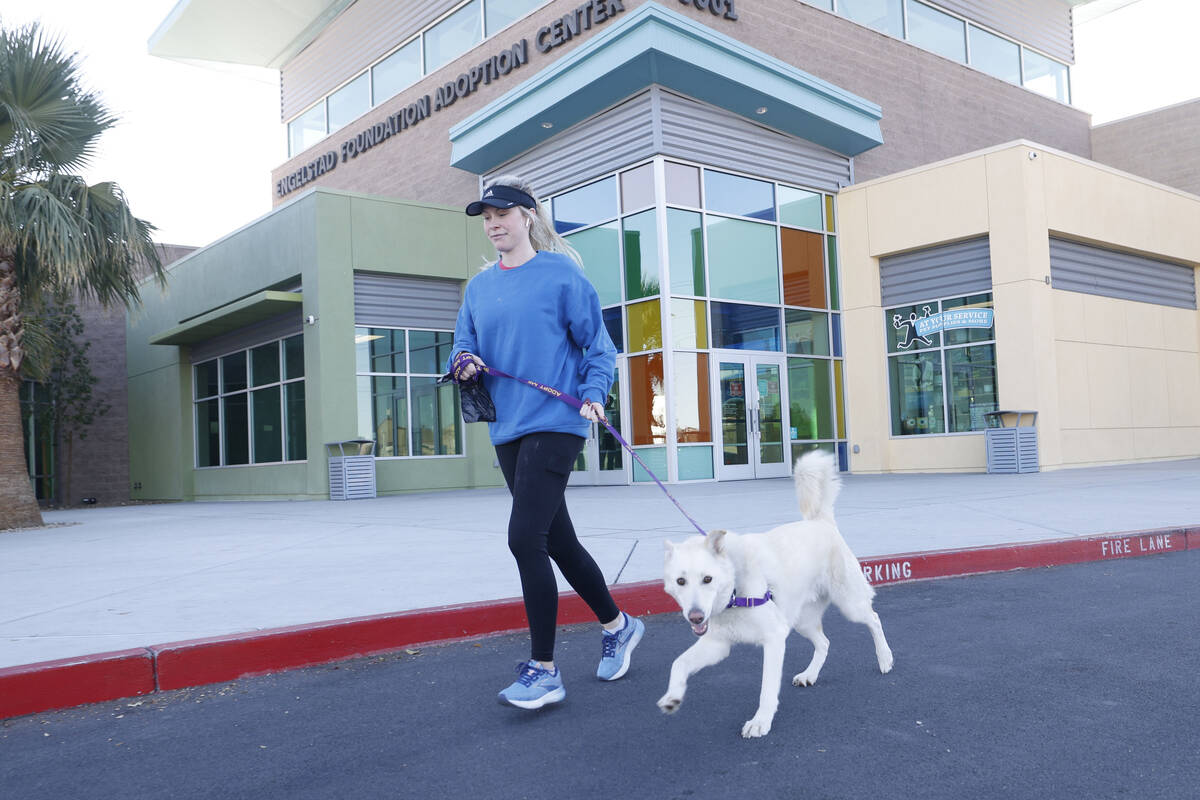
left=3, top=458, right=1199, bottom=674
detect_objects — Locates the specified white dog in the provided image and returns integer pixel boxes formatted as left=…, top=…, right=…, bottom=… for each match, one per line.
left=658, top=451, right=894, bottom=738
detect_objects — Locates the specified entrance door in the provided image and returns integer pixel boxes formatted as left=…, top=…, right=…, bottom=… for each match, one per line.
left=712, top=353, right=790, bottom=480
left=570, top=362, right=628, bottom=485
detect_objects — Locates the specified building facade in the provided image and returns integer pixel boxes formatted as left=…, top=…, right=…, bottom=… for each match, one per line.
left=132, top=0, right=1199, bottom=501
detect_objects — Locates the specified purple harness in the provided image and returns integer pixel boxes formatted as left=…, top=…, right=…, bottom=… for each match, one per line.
left=475, top=363, right=710, bottom=539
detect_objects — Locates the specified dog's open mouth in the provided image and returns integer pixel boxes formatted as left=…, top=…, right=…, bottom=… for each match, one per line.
left=690, top=620, right=708, bottom=636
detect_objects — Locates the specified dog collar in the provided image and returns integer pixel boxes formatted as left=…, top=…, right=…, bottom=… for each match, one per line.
left=727, top=589, right=773, bottom=609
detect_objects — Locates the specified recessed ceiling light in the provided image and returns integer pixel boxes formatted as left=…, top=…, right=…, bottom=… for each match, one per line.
left=541, top=121, right=553, bottom=129
left=755, top=106, right=768, bottom=115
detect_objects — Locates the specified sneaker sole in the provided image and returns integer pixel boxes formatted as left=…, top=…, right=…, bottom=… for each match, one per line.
left=499, top=687, right=566, bottom=710
left=599, top=622, right=644, bottom=682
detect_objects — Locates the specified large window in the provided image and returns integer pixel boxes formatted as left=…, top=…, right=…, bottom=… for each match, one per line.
left=355, top=327, right=462, bottom=457
left=885, top=293, right=997, bottom=436
left=548, top=158, right=847, bottom=476
left=287, top=0, right=546, bottom=155
left=194, top=335, right=307, bottom=467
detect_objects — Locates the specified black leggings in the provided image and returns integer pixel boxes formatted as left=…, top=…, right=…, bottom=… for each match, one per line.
left=494, top=432, right=620, bottom=662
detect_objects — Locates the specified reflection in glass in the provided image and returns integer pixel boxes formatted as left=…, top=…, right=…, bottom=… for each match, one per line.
left=704, top=170, right=775, bottom=221
left=328, top=72, right=370, bottom=132
left=671, top=298, right=708, bottom=349
left=623, top=209, right=660, bottom=300
left=711, top=302, right=781, bottom=351
left=908, top=0, right=966, bottom=62
left=827, top=237, right=840, bottom=310
left=373, top=40, right=421, bottom=103
left=195, top=361, right=219, bottom=399
left=785, top=309, right=830, bottom=356
left=251, top=342, right=279, bottom=387
left=779, top=185, right=823, bottom=229
left=598, top=373, right=623, bottom=472
left=565, top=222, right=621, bottom=305
left=409, top=330, right=454, bottom=374
left=706, top=216, right=779, bottom=303
left=553, top=176, right=618, bottom=233
left=223, top=394, right=249, bottom=465
left=945, top=344, right=997, bottom=432
left=485, top=0, right=541, bottom=34
left=719, top=361, right=748, bottom=466
left=840, top=0, right=903, bottom=37
left=629, top=353, right=665, bottom=445
left=359, top=375, right=409, bottom=457
left=196, top=399, right=219, bottom=467
left=781, top=228, right=826, bottom=308
left=788, top=357, right=833, bottom=440
left=673, top=352, right=711, bottom=443
left=969, top=25, right=1020, bottom=84
left=620, top=163, right=655, bottom=211
left=664, top=161, right=700, bottom=207
left=756, top=363, right=785, bottom=464
left=222, top=352, right=247, bottom=393
left=412, top=377, right=461, bottom=455
left=284, top=335, right=304, bottom=379
left=285, top=382, right=307, bottom=461
left=424, top=0, right=482, bottom=72
left=667, top=208, right=705, bottom=297
left=888, top=351, right=945, bottom=435
left=252, top=386, right=282, bottom=463
left=627, top=299, right=662, bottom=352
left=602, top=306, right=624, bottom=353
left=1023, top=48, right=1069, bottom=102
left=288, top=102, right=326, bottom=157
left=943, top=293, right=995, bottom=345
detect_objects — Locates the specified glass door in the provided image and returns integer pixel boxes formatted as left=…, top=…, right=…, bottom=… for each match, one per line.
left=712, top=352, right=790, bottom=480
left=570, top=363, right=628, bottom=485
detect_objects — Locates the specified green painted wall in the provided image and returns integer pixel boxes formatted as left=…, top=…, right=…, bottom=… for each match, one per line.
left=127, top=189, right=500, bottom=502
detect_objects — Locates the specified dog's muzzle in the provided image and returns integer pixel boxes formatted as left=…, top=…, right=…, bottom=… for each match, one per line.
left=687, top=609, right=708, bottom=636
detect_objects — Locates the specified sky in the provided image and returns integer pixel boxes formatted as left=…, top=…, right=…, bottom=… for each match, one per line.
left=1, top=0, right=1197, bottom=248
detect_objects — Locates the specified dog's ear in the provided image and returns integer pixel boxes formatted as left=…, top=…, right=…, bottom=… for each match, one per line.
left=706, top=529, right=727, bottom=554
left=663, top=540, right=676, bottom=561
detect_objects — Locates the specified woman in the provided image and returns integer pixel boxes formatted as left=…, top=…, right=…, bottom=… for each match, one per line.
left=448, top=175, right=644, bottom=710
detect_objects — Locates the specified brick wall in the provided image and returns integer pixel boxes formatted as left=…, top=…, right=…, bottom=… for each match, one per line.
left=52, top=244, right=194, bottom=506
left=1091, top=99, right=1200, bottom=198
left=269, top=0, right=1092, bottom=203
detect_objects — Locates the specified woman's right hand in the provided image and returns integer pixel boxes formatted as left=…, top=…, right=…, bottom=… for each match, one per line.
left=452, top=351, right=485, bottom=382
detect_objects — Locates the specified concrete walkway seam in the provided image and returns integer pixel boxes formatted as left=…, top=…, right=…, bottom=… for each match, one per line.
left=1, top=525, right=1194, bottom=721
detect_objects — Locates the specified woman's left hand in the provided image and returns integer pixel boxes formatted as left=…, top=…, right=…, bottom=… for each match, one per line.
left=580, top=400, right=607, bottom=423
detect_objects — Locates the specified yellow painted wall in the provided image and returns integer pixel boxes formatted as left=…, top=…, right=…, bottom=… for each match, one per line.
left=839, top=141, right=1200, bottom=472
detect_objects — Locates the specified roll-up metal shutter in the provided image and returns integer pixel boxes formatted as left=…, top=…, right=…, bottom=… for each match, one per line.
left=879, top=237, right=992, bottom=308
left=1049, top=238, right=1197, bottom=309
left=190, top=311, right=303, bottom=363
left=657, top=90, right=852, bottom=193
left=485, top=92, right=657, bottom=198
left=487, top=88, right=852, bottom=197
left=354, top=273, right=463, bottom=328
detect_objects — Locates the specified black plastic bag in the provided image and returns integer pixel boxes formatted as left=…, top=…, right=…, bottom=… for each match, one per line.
left=438, top=373, right=496, bottom=423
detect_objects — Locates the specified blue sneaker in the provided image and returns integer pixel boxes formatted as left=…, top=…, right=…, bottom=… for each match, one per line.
left=596, top=613, right=645, bottom=681
left=497, top=660, right=566, bottom=709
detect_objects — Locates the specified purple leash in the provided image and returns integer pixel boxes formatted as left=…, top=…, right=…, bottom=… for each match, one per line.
left=478, top=364, right=709, bottom=539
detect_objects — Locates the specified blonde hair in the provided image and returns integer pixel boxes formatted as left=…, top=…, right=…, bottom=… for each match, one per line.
left=486, top=174, right=583, bottom=267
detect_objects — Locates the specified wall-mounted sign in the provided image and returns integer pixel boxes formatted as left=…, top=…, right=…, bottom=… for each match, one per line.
left=277, top=0, right=740, bottom=197
left=892, top=305, right=994, bottom=349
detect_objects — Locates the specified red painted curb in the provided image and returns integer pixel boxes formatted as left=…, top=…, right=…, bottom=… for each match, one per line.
left=0, top=648, right=154, bottom=720
left=3, top=525, right=1194, bottom=720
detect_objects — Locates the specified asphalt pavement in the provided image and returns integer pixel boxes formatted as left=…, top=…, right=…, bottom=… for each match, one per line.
left=4, top=550, right=1197, bottom=800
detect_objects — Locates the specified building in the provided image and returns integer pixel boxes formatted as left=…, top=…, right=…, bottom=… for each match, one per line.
left=130, top=0, right=1199, bottom=501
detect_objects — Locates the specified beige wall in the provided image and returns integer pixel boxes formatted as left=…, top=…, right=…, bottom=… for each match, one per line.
left=839, top=141, right=1200, bottom=472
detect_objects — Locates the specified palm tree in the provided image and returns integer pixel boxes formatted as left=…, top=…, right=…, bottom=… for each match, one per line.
left=1, top=22, right=164, bottom=529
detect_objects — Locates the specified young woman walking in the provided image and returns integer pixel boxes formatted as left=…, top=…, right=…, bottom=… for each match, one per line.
left=448, top=175, right=644, bottom=709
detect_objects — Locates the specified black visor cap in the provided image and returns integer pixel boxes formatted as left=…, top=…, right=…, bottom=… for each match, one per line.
left=465, top=184, right=537, bottom=216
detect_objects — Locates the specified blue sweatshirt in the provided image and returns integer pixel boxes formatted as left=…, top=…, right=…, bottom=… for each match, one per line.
left=447, top=251, right=617, bottom=445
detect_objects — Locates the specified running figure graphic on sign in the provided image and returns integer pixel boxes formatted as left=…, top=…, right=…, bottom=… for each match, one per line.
left=892, top=305, right=935, bottom=349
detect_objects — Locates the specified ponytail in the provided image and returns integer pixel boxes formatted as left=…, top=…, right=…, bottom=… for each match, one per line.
left=486, top=174, right=583, bottom=267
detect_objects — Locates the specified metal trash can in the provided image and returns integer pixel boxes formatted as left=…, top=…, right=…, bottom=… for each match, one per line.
left=984, top=411, right=1039, bottom=474
left=325, top=439, right=377, bottom=500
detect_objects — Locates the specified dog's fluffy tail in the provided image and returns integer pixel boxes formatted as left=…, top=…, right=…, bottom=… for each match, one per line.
left=793, top=450, right=841, bottom=521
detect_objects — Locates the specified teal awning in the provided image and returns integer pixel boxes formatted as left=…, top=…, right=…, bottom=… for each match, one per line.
left=449, top=2, right=883, bottom=173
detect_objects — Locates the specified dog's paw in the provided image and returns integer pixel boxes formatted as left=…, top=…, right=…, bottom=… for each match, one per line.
left=878, top=649, right=894, bottom=674
left=791, top=670, right=819, bottom=687
left=657, top=693, right=683, bottom=714
left=741, top=717, right=772, bottom=738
